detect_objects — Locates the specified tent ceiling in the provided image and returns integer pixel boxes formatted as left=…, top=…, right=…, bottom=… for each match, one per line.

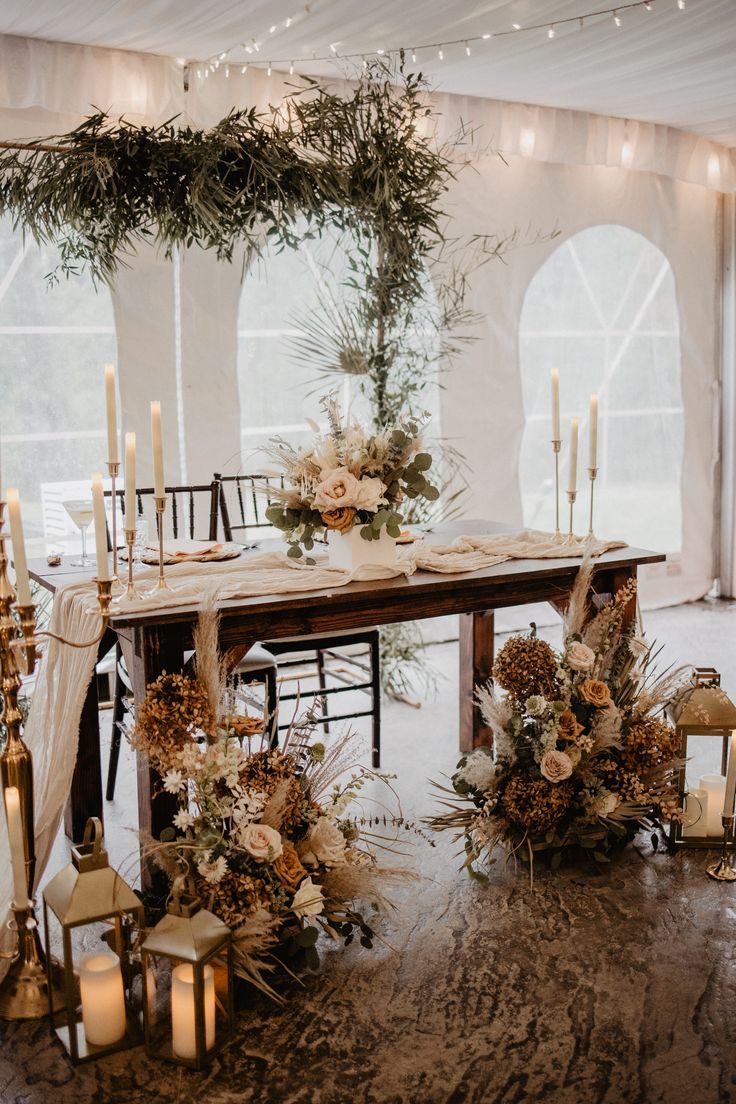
left=1, top=0, right=735, bottom=145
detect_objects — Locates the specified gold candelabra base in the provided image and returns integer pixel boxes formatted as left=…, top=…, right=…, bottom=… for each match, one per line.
left=706, top=816, right=736, bottom=881
left=107, top=461, right=124, bottom=597
left=566, top=490, right=577, bottom=543
left=124, top=527, right=143, bottom=601
left=152, top=495, right=168, bottom=591
left=588, top=467, right=598, bottom=540
left=552, top=440, right=562, bottom=542
left=0, top=903, right=65, bottom=1020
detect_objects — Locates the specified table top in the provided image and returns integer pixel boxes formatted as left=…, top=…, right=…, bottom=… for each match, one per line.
left=28, top=521, right=665, bottom=638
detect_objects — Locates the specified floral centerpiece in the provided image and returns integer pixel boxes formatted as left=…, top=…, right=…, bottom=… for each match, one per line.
left=428, top=565, right=687, bottom=878
left=263, top=392, right=439, bottom=562
left=132, top=606, right=407, bottom=995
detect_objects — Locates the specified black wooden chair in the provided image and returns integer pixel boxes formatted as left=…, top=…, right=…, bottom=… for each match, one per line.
left=103, top=480, right=278, bottom=801
left=214, top=472, right=381, bottom=767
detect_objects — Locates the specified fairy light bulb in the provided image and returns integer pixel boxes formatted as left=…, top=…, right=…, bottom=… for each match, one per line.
left=289, top=60, right=294, bottom=74
left=286, top=16, right=292, bottom=27
left=613, top=10, right=622, bottom=25
left=520, top=127, right=535, bottom=157
left=644, top=1, right=653, bottom=8
left=219, top=51, right=227, bottom=60
left=329, top=43, right=338, bottom=54
left=677, top=0, right=686, bottom=8
left=548, top=24, right=556, bottom=38
left=438, top=47, right=444, bottom=60
left=465, top=41, right=471, bottom=55
left=482, top=33, right=492, bottom=39
left=376, top=48, right=385, bottom=55
left=253, top=39, right=260, bottom=52
left=269, top=24, right=277, bottom=33
left=621, top=140, right=633, bottom=168
left=411, top=48, right=417, bottom=62
left=241, top=64, right=248, bottom=74
left=225, top=64, right=230, bottom=77
left=512, top=22, right=521, bottom=30
left=267, top=61, right=272, bottom=76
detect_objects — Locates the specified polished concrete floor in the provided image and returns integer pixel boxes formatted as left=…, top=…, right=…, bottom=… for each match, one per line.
left=2, top=599, right=736, bottom=1104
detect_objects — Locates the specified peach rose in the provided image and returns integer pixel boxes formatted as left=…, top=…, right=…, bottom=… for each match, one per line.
left=579, top=679, right=612, bottom=708
left=565, top=640, right=596, bottom=671
left=321, top=506, right=357, bottom=533
left=273, top=841, right=308, bottom=892
left=240, top=822, right=283, bottom=863
left=312, top=467, right=362, bottom=510
left=540, top=749, right=574, bottom=783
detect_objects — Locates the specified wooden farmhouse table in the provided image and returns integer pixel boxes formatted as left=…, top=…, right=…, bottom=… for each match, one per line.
left=28, top=520, right=664, bottom=860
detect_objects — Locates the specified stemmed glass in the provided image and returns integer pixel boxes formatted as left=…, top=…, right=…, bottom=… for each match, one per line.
left=62, top=498, right=95, bottom=567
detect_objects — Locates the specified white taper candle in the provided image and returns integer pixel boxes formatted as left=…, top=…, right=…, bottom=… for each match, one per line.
left=104, top=364, right=119, bottom=466
left=722, top=732, right=736, bottom=818
left=551, top=368, right=560, bottom=441
left=151, top=401, right=164, bottom=499
left=6, top=488, right=31, bottom=606
left=124, top=432, right=136, bottom=531
left=91, top=472, right=109, bottom=581
left=589, top=393, right=598, bottom=470
left=568, top=417, right=578, bottom=494
left=4, top=786, right=30, bottom=909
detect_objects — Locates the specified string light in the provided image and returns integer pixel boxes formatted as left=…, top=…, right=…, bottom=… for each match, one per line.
left=241, top=64, right=248, bottom=73
left=289, top=60, right=295, bottom=74
left=197, top=0, right=695, bottom=80
left=225, top=64, right=230, bottom=77
left=267, top=61, right=272, bottom=76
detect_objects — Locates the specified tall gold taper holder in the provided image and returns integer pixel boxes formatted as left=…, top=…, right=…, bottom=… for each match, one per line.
left=124, top=527, right=143, bottom=601
left=107, top=460, right=122, bottom=594
left=0, top=501, right=111, bottom=1019
left=552, top=440, right=562, bottom=541
left=706, top=815, right=736, bottom=881
left=566, top=490, right=577, bottom=543
left=587, top=467, right=598, bottom=540
left=153, top=495, right=168, bottom=591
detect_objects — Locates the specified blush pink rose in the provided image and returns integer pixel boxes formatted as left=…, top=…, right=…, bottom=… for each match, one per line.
left=540, top=749, right=574, bottom=784
left=240, top=822, right=283, bottom=863
left=312, top=467, right=362, bottom=510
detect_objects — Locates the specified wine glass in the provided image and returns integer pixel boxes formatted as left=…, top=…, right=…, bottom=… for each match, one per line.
left=62, top=498, right=95, bottom=567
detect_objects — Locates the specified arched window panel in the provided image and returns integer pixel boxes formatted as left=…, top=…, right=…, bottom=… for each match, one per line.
left=237, top=224, right=441, bottom=470
left=519, top=225, right=683, bottom=553
left=0, top=218, right=116, bottom=555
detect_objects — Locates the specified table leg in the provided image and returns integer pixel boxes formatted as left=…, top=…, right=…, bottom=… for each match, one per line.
left=459, top=610, right=495, bottom=752
left=64, top=630, right=115, bottom=843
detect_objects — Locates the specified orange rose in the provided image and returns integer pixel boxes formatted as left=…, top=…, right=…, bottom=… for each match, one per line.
left=558, top=708, right=584, bottom=742
left=579, top=679, right=612, bottom=708
left=272, top=841, right=307, bottom=893
left=321, top=506, right=357, bottom=533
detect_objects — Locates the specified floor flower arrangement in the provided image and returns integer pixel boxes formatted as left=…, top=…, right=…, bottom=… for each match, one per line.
left=428, top=563, right=687, bottom=878
left=263, top=392, right=439, bottom=558
left=132, top=606, right=407, bottom=997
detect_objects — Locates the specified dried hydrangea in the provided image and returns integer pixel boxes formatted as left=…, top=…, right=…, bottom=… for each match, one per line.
left=493, top=635, right=560, bottom=706
left=622, top=715, right=679, bottom=771
left=132, top=672, right=214, bottom=773
left=500, top=772, right=575, bottom=833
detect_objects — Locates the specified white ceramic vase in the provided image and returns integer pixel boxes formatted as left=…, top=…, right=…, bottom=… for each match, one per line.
left=327, top=527, right=397, bottom=571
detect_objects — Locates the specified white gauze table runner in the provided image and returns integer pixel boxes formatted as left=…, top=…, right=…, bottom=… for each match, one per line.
left=0, top=529, right=624, bottom=956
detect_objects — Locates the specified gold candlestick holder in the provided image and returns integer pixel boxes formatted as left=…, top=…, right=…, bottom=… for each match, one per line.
left=587, top=467, right=598, bottom=540
left=566, top=490, right=577, bottom=542
left=153, top=495, right=168, bottom=591
left=124, top=527, right=143, bottom=601
left=552, top=440, right=562, bottom=541
left=706, top=815, right=736, bottom=881
left=0, top=502, right=116, bottom=1019
left=107, top=460, right=122, bottom=595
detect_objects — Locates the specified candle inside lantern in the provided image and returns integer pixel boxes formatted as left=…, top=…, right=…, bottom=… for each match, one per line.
left=171, top=962, right=215, bottom=1059
left=568, top=417, right=579, bottom=494
left=551, top=368, right=560, bottom=442
left=722, top=732, right=736, bottom=818
left=79, top=951, right=127, bottom=1047
left=700, top=773, right=727, bottom=835
left=91, top=472, right=109, bottom=581
left=124, top=432, right=136, bottom=532
left=589, top=393, right=598, bottom=470
left=151, top=401, right=165, bottom=499
left=104, top=364, right=119, bottom=466
left=4, top=786, right=30, bottom=909
left=6, top=488, right=31, bottom=606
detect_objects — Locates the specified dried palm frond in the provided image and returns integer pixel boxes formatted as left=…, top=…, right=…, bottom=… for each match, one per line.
left=193, top=594, right=226, bottom=738
left=231, top=909, right=285, bottom=1000
left=321, top=863, right=417, bottom=912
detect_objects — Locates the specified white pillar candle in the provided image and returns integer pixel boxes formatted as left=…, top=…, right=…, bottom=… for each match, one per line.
left=150, top=401, right=165, bottom=499
left=79, top=951, right=127, bottom=1047
left=124, top=432, right=136, bottom=532
left=171, top=963, right=215, bottom=1059
left=589, top=393, right=598, bottom=470
left=551, top=368, right=560, bottom=441
left=681, top=787, right=708, bottom=838
left=723, top=732, right=736, bottom=817
left=699, top=773, right=727, bottom=835
left=4, top=786, right=30, bottom=909
left=104, top=364, right=119, bottom=466
left=567, top=417, right=578, bottom=494
left=91, top=472, right=109, bottom=581
left=6, top=488, right=31, bottom=606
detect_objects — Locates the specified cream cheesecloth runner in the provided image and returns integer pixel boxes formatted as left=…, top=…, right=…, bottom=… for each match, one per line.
left=0, top=529, right=624, bottom=959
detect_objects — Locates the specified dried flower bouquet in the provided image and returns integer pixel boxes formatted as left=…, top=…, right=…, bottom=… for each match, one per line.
left=263, top=392, right=439, bottom=558
left=428, top=562, right=688, bottom=878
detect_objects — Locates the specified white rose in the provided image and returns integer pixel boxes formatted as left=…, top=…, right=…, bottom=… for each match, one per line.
left=540, top=749, right=574, bottom=783
left=565, top=640, right=596, bottom=672
left=312, top=467, right=362, bottom=510
left=353, top=476, right=387, bottom=513
left=298, top=816, right=347, bottom=867
left=240, top=822, right=283, bottom=863
left=291, top=876, right=325, bottom=920
left=593, top=791, right=619, bottom=817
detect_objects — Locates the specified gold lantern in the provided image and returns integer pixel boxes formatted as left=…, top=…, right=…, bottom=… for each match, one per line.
left=668, top=668, right=736, bottom=849
left=42, top=818, right=144, bottom=1063
left=141, top=878, right=234, bottom=1070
